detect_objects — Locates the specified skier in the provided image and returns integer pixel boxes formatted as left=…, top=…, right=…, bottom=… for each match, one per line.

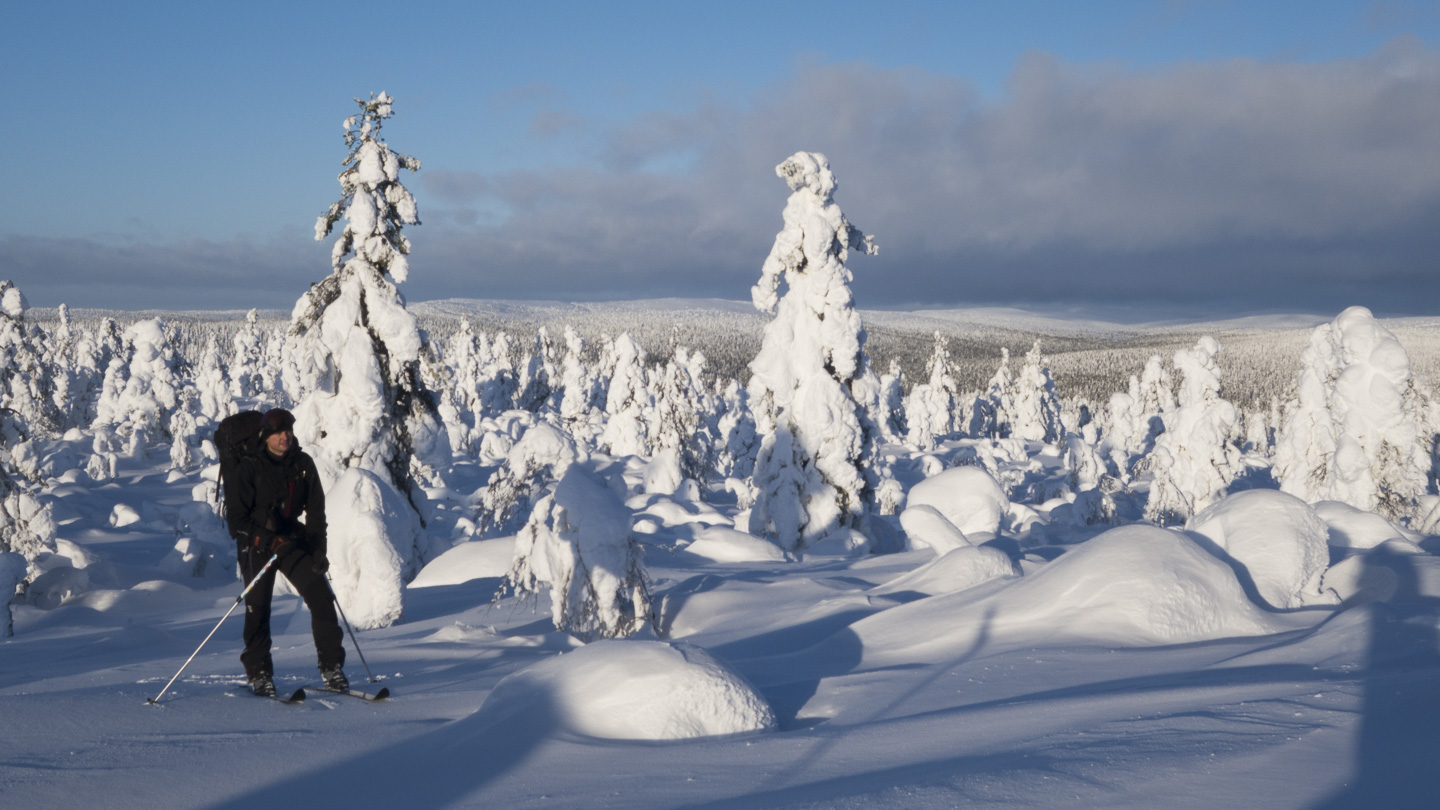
left=224, top=408, right=348, bottom=697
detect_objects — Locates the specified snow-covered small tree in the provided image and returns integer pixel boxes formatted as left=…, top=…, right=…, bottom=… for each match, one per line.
left=1010, top=341, right=1063, bottom=444
left=1129, top=355, right=1174, bottom=461
left=746, top=152, right=894, bottom=552
left=515, top=327, right=556, bottom=413
left=478, top=422, right=582, bottom=535
left=496, top=464, right=651, bottom=641
left=969, top=349, right=1014, bottom=439
left=195, top=334, right=232, bottom=422
left=1143, top=336, right=1242, bottom=526
left=229, top=309, right=264, bottom=400
left=0, top=283, right=60, bottom=438
left=1274, top=306, right=1429, bottom=520
left=91, top=319, right=182, bottom=457
left=905, top=332, right=956, bottom=450
left=598, top=333, right=651, bottom=458
left=557, top=325, right=603, bottom=443
left=878, top=358, right=907, bottom=441
left=650, top=343, right=710, bottom=483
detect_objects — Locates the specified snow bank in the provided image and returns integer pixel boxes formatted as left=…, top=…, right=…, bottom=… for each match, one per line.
left=684, top=527, right=788, bottom=563
left=325, top=467, right=423, bottom=629
left=847, top=525, right=1281, bottom=664
left=409, top=537, right=515, bottom=588
left=1186, top=490, right=1334, bottom=609
left=473, top=640, right=777, bottom=741
left=1313, top=500, right=1416, bottom=550
left=903, top=466, right=1008, bottom=536
left=897, top=504, right=970, bottom=553
left=869, top=545, right=1018, bottom=598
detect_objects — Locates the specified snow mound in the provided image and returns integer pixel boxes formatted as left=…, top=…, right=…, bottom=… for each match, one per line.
left=1186, top=490, right=1334, bottom=609
left=897, top=504, right=970, bottom=553
left=1313, top=500, right=1416, bottom=550
left=904, top=466, right=1008, bottom=536
left=870, top=545, right=1018, bottom=598
left=410, top=537, right=515, bottom=588
left=473, top=640, right=777, bottom=741
left=847, top=525, right=1281, bottom=663
left=684, top=527, right=788, bottom=563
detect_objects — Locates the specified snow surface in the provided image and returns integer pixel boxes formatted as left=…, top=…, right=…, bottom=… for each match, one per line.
left=4, top=444, right=1440, bottom=809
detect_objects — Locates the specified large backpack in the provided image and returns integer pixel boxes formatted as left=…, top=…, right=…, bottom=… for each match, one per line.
left=213, top=410, right=264, bottom=514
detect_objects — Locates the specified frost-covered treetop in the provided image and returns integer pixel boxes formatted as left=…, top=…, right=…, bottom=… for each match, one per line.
left=313, top=91, right=421, bottom=283
left=1, top=282, right=27, bottom=320
left=751, top=151, right=878, bottom=319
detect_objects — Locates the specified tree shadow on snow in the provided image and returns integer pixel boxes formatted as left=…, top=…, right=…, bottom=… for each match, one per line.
left=1312, top=545, right=1440, bottom=810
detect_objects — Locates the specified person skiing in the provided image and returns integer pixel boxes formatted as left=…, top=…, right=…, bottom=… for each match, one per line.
left=224, top=407, right=347, bottom=696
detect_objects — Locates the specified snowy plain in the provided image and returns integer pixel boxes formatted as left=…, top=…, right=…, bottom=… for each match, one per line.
left=2, top=303, right=1439, bottom=810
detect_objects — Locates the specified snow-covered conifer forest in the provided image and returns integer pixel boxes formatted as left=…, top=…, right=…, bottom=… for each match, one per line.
left=3, top=95, right=1440, bottom=809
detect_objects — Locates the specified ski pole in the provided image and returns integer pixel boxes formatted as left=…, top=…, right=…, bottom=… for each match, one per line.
left=146, top=553, right=280, bottom=706
left=325, top=572, right=377, bottom=684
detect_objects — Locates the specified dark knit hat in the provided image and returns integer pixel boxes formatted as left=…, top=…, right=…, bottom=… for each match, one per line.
left=258, top=408, right=296, bottom=440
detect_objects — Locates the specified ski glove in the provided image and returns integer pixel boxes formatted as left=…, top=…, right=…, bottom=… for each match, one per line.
left=255, top=532, right=292, bottom=557
left=312, top=552, right=330, bottom=575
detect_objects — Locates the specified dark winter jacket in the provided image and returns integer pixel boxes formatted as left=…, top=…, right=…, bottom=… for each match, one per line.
left=224, top=444, right=327, bottom=558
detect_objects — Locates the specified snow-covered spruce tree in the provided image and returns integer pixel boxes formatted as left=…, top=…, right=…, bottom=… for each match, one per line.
left=1128, top=355, right=1174, bottom=464
left=91, top=318, right=182, bottom=458
left=598, top=332, right=651, bottom=458
left=1010, top=340, right=1063, bottom=444
left=650, top=343, right=711, bottom=484
left=1274, top=306, right=1429, bottom=521
left=1143, top=337, right=1242, bottom=526
left=746, top=152, right=897, bottom=553
left=969, top=348, right=1014, bottom=439
left=904, top=332, right=956, bottom=451
left=0, top=282, right=60, bottom=439
left=557, top=325, right=604, bottom=444
left=286, top=92, right=450, bottom=622
left=229, top=309, right=264, bottom=400
left=515, top=327, right=557, bottom=414
left=879, top=358, right=907, bottom=442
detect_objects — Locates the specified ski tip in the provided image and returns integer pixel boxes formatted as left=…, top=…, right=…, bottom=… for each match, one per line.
left=374, top=687, right=390, bottom=701
left=289, top=688, right=306, bottom=703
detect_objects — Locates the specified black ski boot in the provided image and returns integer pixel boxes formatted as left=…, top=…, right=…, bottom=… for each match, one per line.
left=320, top=665, right=349, bottom=692
left=249, top=673, right=276, bottom=698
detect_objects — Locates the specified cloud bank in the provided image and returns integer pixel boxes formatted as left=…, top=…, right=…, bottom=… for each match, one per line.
left=9, top=43, right=1440, bottom=315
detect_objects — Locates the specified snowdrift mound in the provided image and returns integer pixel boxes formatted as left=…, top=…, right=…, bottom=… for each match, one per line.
left=870, top=545, right=1018, bottom=598
left=1187, top=490, right=1334, bottom=609
left=845, top=525, right=1284, bottom=665
left=897, top=505, right=970, bottom=553
left=1313, top=500, right=1417, bottom=550
left=473, top=640, right=777, bottom=741
left=410, top=537, right=515, bottom=588
left=684, top=527, right=788, bottom=563
left=903, top=466, right=1008, bottom=537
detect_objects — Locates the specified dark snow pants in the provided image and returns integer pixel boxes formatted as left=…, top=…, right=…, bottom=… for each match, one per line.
left=237, top=546, right=345, bottom=679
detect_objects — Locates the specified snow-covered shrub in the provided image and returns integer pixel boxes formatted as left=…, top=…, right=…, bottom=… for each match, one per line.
left=497, top=465, right=651, bottom=641
left=1274, top=306, right=1429, bottom=521
left=1144, top=337, right=1242, bottom=525
left=289, top=90, right=450, bottom=523
left=478, top=422, right=582, bottom=535
left=746, top=151, right=894, bottom=553
left=1186, top=489, right=1333, bottom=609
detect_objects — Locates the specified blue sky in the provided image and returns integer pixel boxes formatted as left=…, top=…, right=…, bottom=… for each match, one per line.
left=5, top=1, right=1439, bottom=315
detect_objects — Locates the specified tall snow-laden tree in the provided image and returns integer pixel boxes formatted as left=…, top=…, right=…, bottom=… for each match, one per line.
left=1144, top=336, right=1242, bottom=526
left=746, top=151, right=896, bottom=553
left=289, top=91, right=449, bottom=494
left=285, top=92, right=450, bottom=623
left=229, top=309, right=264, bottom=400
left=599, top=333, right=651, bottom=458
left=1274, top=306, right=1429, bottom=521
left=0, top=282, right=59, bottom=439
